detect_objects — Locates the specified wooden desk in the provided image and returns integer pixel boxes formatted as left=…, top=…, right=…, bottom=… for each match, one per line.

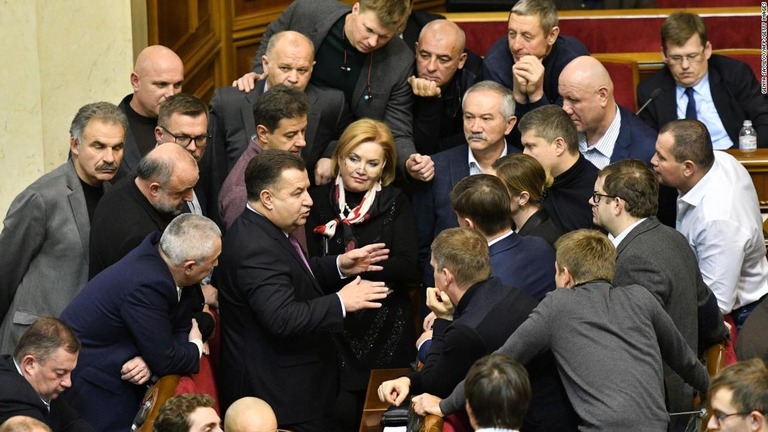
left=360, top=368, right=412, bottom=432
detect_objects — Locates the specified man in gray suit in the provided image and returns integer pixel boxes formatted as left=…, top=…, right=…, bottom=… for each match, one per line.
left=0, top=102, right=127, bottom=354
left=234, top=0, right=435, bottom=182
left=591, top=158, right=728, bottom=432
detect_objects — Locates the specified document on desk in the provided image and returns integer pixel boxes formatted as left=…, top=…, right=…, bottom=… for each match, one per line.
left=383, top=427, right=406, bottom=432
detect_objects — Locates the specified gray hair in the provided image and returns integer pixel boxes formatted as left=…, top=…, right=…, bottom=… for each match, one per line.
left=463, top=81, right=516, bottom=119
left=69, top=101, right=128, bottom=145
left=159, top=214, right=221, bottom=266
left=511, top=0, right=559, bottom=34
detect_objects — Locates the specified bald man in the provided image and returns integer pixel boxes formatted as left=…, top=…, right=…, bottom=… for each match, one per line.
left=117, top=45, right=185, bottom=180
left=224, top=397, right=278, bottom=432
left=0, top=416, right=52, bottom=432
left=410, top=20, right=484, bottom=156
left=89, top=143, right=198, bottom=278
left=558, top=56, right=657, bottom=170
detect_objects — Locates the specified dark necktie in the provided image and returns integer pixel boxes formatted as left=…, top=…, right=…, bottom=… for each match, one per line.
left=685, top=87, right=697, bottom=120
left=289, top=234, right=313, bottom=276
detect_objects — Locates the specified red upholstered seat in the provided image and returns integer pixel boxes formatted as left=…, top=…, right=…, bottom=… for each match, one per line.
left=594, top=54, right=640, bottom=111
left=713, top=48, right=762, bottom=80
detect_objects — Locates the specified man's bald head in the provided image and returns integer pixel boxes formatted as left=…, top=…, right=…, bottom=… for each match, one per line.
left=136, top=143, right=198, bottom=216
left=224, top=397, right=278, bottom=432
left=415, top=20, right=468, bottom=88
left=130, top=45, right=184, bottom=118
left=558, top=56, right=616, bottom=142
left=263, top=31, right=315, bottom=91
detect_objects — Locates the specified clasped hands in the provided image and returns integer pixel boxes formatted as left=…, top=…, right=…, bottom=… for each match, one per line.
left=377, top=377, right=444, bottom=417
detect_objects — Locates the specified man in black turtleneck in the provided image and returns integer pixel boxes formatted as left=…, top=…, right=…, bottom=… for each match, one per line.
left=115, top=45, right=184, bottom=181
left=518, top=105, right=597, bottom=235
left=0, top=102, right=127, bottom=355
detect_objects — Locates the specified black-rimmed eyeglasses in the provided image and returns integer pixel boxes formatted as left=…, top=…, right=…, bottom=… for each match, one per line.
left=160, top=126, right=210, bottom=148
left=592, top=192, right=618, bottom=204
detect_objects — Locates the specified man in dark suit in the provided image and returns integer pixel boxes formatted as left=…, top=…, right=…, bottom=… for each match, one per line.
left=559, top=56, right=656, bottom=169
left=414, top=81, right=519, bottom=286
left=154, top=93, right=212, bottom=217
left=217, top=149, right=391, bottom=432
left=0, top=102, right=127, bottom=355
left=591, top=159, right=728, bottom=432
left=61, top=214, right=221, bottom=432
left=115, top=45, right=184, bottom=181
left=0, top=317, right=90, bottom=431
left=209, top=31, right=351, bottom=193
left=409, top=19, right=484, bottom=156
left=483, top=0, right=588, bottom=119
left=89, top=143, right=198, bottom=278
left=451, top=175, right=555, bottom=301
left=519, top=105, right=598, bottom=234
left=233, top=0, right=435, bottom=182
left=379, top=228, right=575, bottom=431
left=637, top=12, right=768, bottom=149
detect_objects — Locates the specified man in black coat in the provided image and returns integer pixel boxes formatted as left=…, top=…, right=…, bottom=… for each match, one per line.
left=0, top=317, right=91, bottom=431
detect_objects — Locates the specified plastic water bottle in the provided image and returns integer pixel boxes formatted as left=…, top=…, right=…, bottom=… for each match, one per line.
left=739, top=120, right=757, bottom=152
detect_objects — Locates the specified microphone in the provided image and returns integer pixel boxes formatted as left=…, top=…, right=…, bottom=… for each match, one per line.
left=636, top=88, right=662, bottom=116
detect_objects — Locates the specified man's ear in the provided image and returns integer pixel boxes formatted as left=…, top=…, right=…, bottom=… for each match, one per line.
left=256, top=125, right=270, bottom=148
left=148, top=181, right=162, bottom=197
left=560, top=266, right=575, bottom=288
left=20, top=355, right=36, bottom=375
left=682, top=160, right=697, bottom=178
left=261, top=55, right=270, bottom=74
left=553, top=137, right=567, bottom=157
left=130, top=72, right=140, bottom=91
left=442, top=267, right=454, bottom=287
left=70, top=137, right=79, bottom=156
left=154, top=126, right=164, bottom=145
left=547, top=26, right=560, bottom=46
left=259, top=189, right=274, bottom=210
left=597, top=85, right=609, bottom=107
left=183, top=260, right=196, bottom=274
left=457, top=52, right=468, bottom=70
left=505, top=115, right=518, bottom=135
left=518, top=190, right=531, bottom=207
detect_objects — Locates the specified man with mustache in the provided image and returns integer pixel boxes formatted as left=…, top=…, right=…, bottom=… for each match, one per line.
left=0, top=102, right=126, bottom=355
left=88, top=143, right=198, bottom=278
left=414, top=81, right=519, bottom=287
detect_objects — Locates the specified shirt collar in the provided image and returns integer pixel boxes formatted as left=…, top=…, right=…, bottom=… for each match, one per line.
left=13, top=357, right=51, bottom=410
left=468, top=143, right=508, bottom=174
left=578, top=104, right=622, bottom=158
left=679, top=152, right=719, bottom=207
left=487, top=229, right=515, bottom=247
left=608, top=217, right=647, bottom=246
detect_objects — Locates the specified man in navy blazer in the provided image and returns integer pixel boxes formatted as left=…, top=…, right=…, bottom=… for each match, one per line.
left=414, top=81, right=519, bottom=286
left=451, top=175, right=555, bottom=301
left=216, top=150, right=390, bottom=432
left=559, top=56, right=656, bottom=169
left=637, top=12, right=768, bottom=149
left=61, top=215, right=222, bottom=432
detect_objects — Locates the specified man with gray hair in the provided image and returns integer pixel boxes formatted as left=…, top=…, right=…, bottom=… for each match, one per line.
left=0, top=102, right=127, bottom=355
left=61, top=214, right=221, bottom=432
left=414, top=80, right=519, bottom=286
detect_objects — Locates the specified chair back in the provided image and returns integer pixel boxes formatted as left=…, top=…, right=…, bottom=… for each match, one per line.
left=132, top=375, right=181, bottom=432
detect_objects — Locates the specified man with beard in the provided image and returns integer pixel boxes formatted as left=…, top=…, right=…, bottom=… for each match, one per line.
left=88, top=143, right=198, bottom=278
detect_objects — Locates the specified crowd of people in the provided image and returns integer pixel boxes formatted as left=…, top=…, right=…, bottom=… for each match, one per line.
left=0, top=0, right=767, bottom=431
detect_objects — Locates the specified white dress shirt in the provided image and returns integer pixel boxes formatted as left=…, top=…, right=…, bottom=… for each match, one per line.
left=676, top=151, right=768, bottom=313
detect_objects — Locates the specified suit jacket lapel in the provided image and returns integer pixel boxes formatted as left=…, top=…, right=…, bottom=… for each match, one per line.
left=65, top=162, right=91, bottom=261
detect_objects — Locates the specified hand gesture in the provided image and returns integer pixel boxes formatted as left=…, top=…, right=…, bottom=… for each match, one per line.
left=378, top=376, right=412, bottom=405
left=121, top=356, right=152, bottom=385
left=314, top=157, right=333, bottom=185
left=337, top=277, right=389, bottom=312
left=512, top=55, right=545, bottom=104
left=426, top=287, right=454, bottom=320
left=412, top=393, right=444, bottom=417
left=232, top=71, right=266, bottom=92
left=406, top=154, right=435, bottom=182
left=408, top=76, right=442, bottom=98
left=338, top=243, right=389, bottom=276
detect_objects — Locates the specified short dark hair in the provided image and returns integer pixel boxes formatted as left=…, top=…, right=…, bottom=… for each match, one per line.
left=518, top=105, right=579, bottom=155
left=659, top=119, right=715, bottom=170
left=69, top=101, right=128, bottom=144
left=450, top=174, right=511, bottom=236
left=465, top=354, right=531, bottom=430
left=157, top=93, right=208, bottom=128
left=154, top=394, right=216, bottom=432
left=661, top=12, right=708, bottom=52
left=708, top=359, right=768, bottom=417
left=599, top=159, right=658, bottom=218
left=252, top=85, right=309, bottom=132
left=13, top=317, right=80, bottom=364
left=245, top=149, right=306, bottom=202
left=554, top=230, right=615, bottom=285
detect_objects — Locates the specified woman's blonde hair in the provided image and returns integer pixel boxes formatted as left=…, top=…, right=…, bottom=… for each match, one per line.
left=331, top=118, right=397, bottom=186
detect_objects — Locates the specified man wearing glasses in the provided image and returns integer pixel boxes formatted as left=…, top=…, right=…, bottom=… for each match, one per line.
left=591, top=159, right=728, bottom=432
left=706, top=359, right=768, bottom=432
left=637, top=12, right=768, bottom=149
